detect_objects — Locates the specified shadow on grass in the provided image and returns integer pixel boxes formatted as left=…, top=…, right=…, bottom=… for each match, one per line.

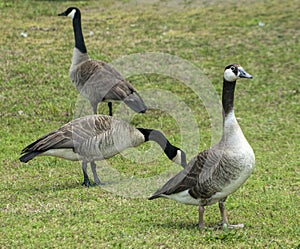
left=8, top=181, right=85, bottom=195
left=151, top=221, right=248, bottom=242
left=151, top=221, right=200, bottom=230
left=150, top=219, right=228, bottom=231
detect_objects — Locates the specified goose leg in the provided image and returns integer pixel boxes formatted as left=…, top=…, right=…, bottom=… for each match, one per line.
left=90, top=161, right=102, bottom=185
left=198, top=205, right=205, bottom=228
left=218, top=200, right=229, bottom=228
left=91, top=102, right=98, bottom=115
left=82, top=161, right=92, bottom=187
left=218, top=199, right=244, bottom=229
left=108, top=102, right=113, bottom=116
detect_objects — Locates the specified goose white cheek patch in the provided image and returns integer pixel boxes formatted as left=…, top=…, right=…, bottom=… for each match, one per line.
left=224, top=68, right=237, bottom=82
left=172, top=150, right=182, bottom=165
left=68, top=9, right=76, bottom=19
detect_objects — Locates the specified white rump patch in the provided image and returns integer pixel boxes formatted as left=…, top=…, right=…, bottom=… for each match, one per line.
left=41, top=149, right=81, bottom=161
left=163, top=189, right=199, bottom=205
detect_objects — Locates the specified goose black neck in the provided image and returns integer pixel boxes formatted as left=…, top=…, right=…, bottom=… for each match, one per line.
left=222, top=79, right=236, bottom=116
left=137, top=128, right=177, bottom=160
left=72, top=13, right=87, bottom=53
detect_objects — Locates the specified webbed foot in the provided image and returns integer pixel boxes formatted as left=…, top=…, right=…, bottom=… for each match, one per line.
left=218, top=222, right=245, bottom=230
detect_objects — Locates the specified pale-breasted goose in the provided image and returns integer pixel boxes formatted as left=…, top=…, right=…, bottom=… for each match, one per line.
left=149, top=64, right=255, bottom=229
left=20, top=115, right=187, bottom=186
left=58, top=7, right=147, bottom=116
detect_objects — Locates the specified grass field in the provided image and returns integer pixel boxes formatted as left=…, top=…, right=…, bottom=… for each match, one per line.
left=0, top=0, right=299, bottom=248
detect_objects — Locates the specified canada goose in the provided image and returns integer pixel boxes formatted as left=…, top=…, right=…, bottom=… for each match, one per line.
left=20, top=115, right=187, bottom=186
left=149, top=64, right=255, bottom=229
left=58, top=7, right=147, bottom=116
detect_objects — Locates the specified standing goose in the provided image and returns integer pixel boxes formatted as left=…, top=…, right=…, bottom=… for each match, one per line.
left=58, top=7, right=147, bottom=115
left=20, top=115, right=187, bottom=187
left=149, top=64, right=255, bottom=229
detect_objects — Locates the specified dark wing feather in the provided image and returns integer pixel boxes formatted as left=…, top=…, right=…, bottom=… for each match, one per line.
left=108, top=80, right=147, bottom=113
left=101, top=63, right=147, bottom=112
left=77, top=60, right=147, bottom=112
left=149, top=150, right=209, bottom=199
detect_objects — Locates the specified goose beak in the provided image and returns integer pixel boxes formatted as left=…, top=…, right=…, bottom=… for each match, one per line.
left=58, top=11, right=67, bottom=16
left=238, top=67, right=253, bottom=79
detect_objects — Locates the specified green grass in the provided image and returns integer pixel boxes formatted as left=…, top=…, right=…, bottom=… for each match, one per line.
left=0, top=0, right=299, bottom=248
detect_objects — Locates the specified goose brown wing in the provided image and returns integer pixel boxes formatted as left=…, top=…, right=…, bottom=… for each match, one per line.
left=76, top=60, right=147, bottom=112
left=149, top=150, right=210, bottom=199
left=108, top=80, right=147, bottom=113
left=189, top=147, right=226, bottom=199
left=92, top=61, right=146, bottom=112
left=100, top=63, right=143, bottom=101
left=21, top=115, right=113, bottom=154
left=76, top=60, right=125, bottom=99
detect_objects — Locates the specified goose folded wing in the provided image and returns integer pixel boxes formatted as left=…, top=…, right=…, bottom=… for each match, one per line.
left=80, top=61, right=141, bottom=100
left=107, top=80, right=147, bottom=112
left=79, top=61, right=129, bottom=100
left=21, top=115, right=113, bottom=154
left=150, top=150, right=210, bottom=198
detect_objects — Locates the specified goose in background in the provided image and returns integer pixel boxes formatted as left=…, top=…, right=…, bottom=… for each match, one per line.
left=20, top=115, right=187, bottom=187
left=58, top=7, right=147, bottom=116
left=149, top=64, right=255, bottom=229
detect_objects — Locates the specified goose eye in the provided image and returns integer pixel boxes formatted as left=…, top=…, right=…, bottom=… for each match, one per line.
left=230, top=66, right=235, bottom=71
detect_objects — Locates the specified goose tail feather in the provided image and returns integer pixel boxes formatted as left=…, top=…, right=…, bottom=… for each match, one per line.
left=148, top=194, right=160, bottom=200
left=19, top=151, right=44, bottom=163
left=124, top=92, right=147, bottom=113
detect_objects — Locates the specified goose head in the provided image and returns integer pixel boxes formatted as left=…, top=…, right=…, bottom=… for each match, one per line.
left=58, top=7, right=80, bottom=19
left=224, top=64, right=253, bottom=82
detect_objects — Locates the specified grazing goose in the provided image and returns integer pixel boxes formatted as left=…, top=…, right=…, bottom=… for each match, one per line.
left=20, top=115, right=187, bottom=186
left=58, top=7, right=147, bottom=115
left=149, top=64, right=255, bottom=229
